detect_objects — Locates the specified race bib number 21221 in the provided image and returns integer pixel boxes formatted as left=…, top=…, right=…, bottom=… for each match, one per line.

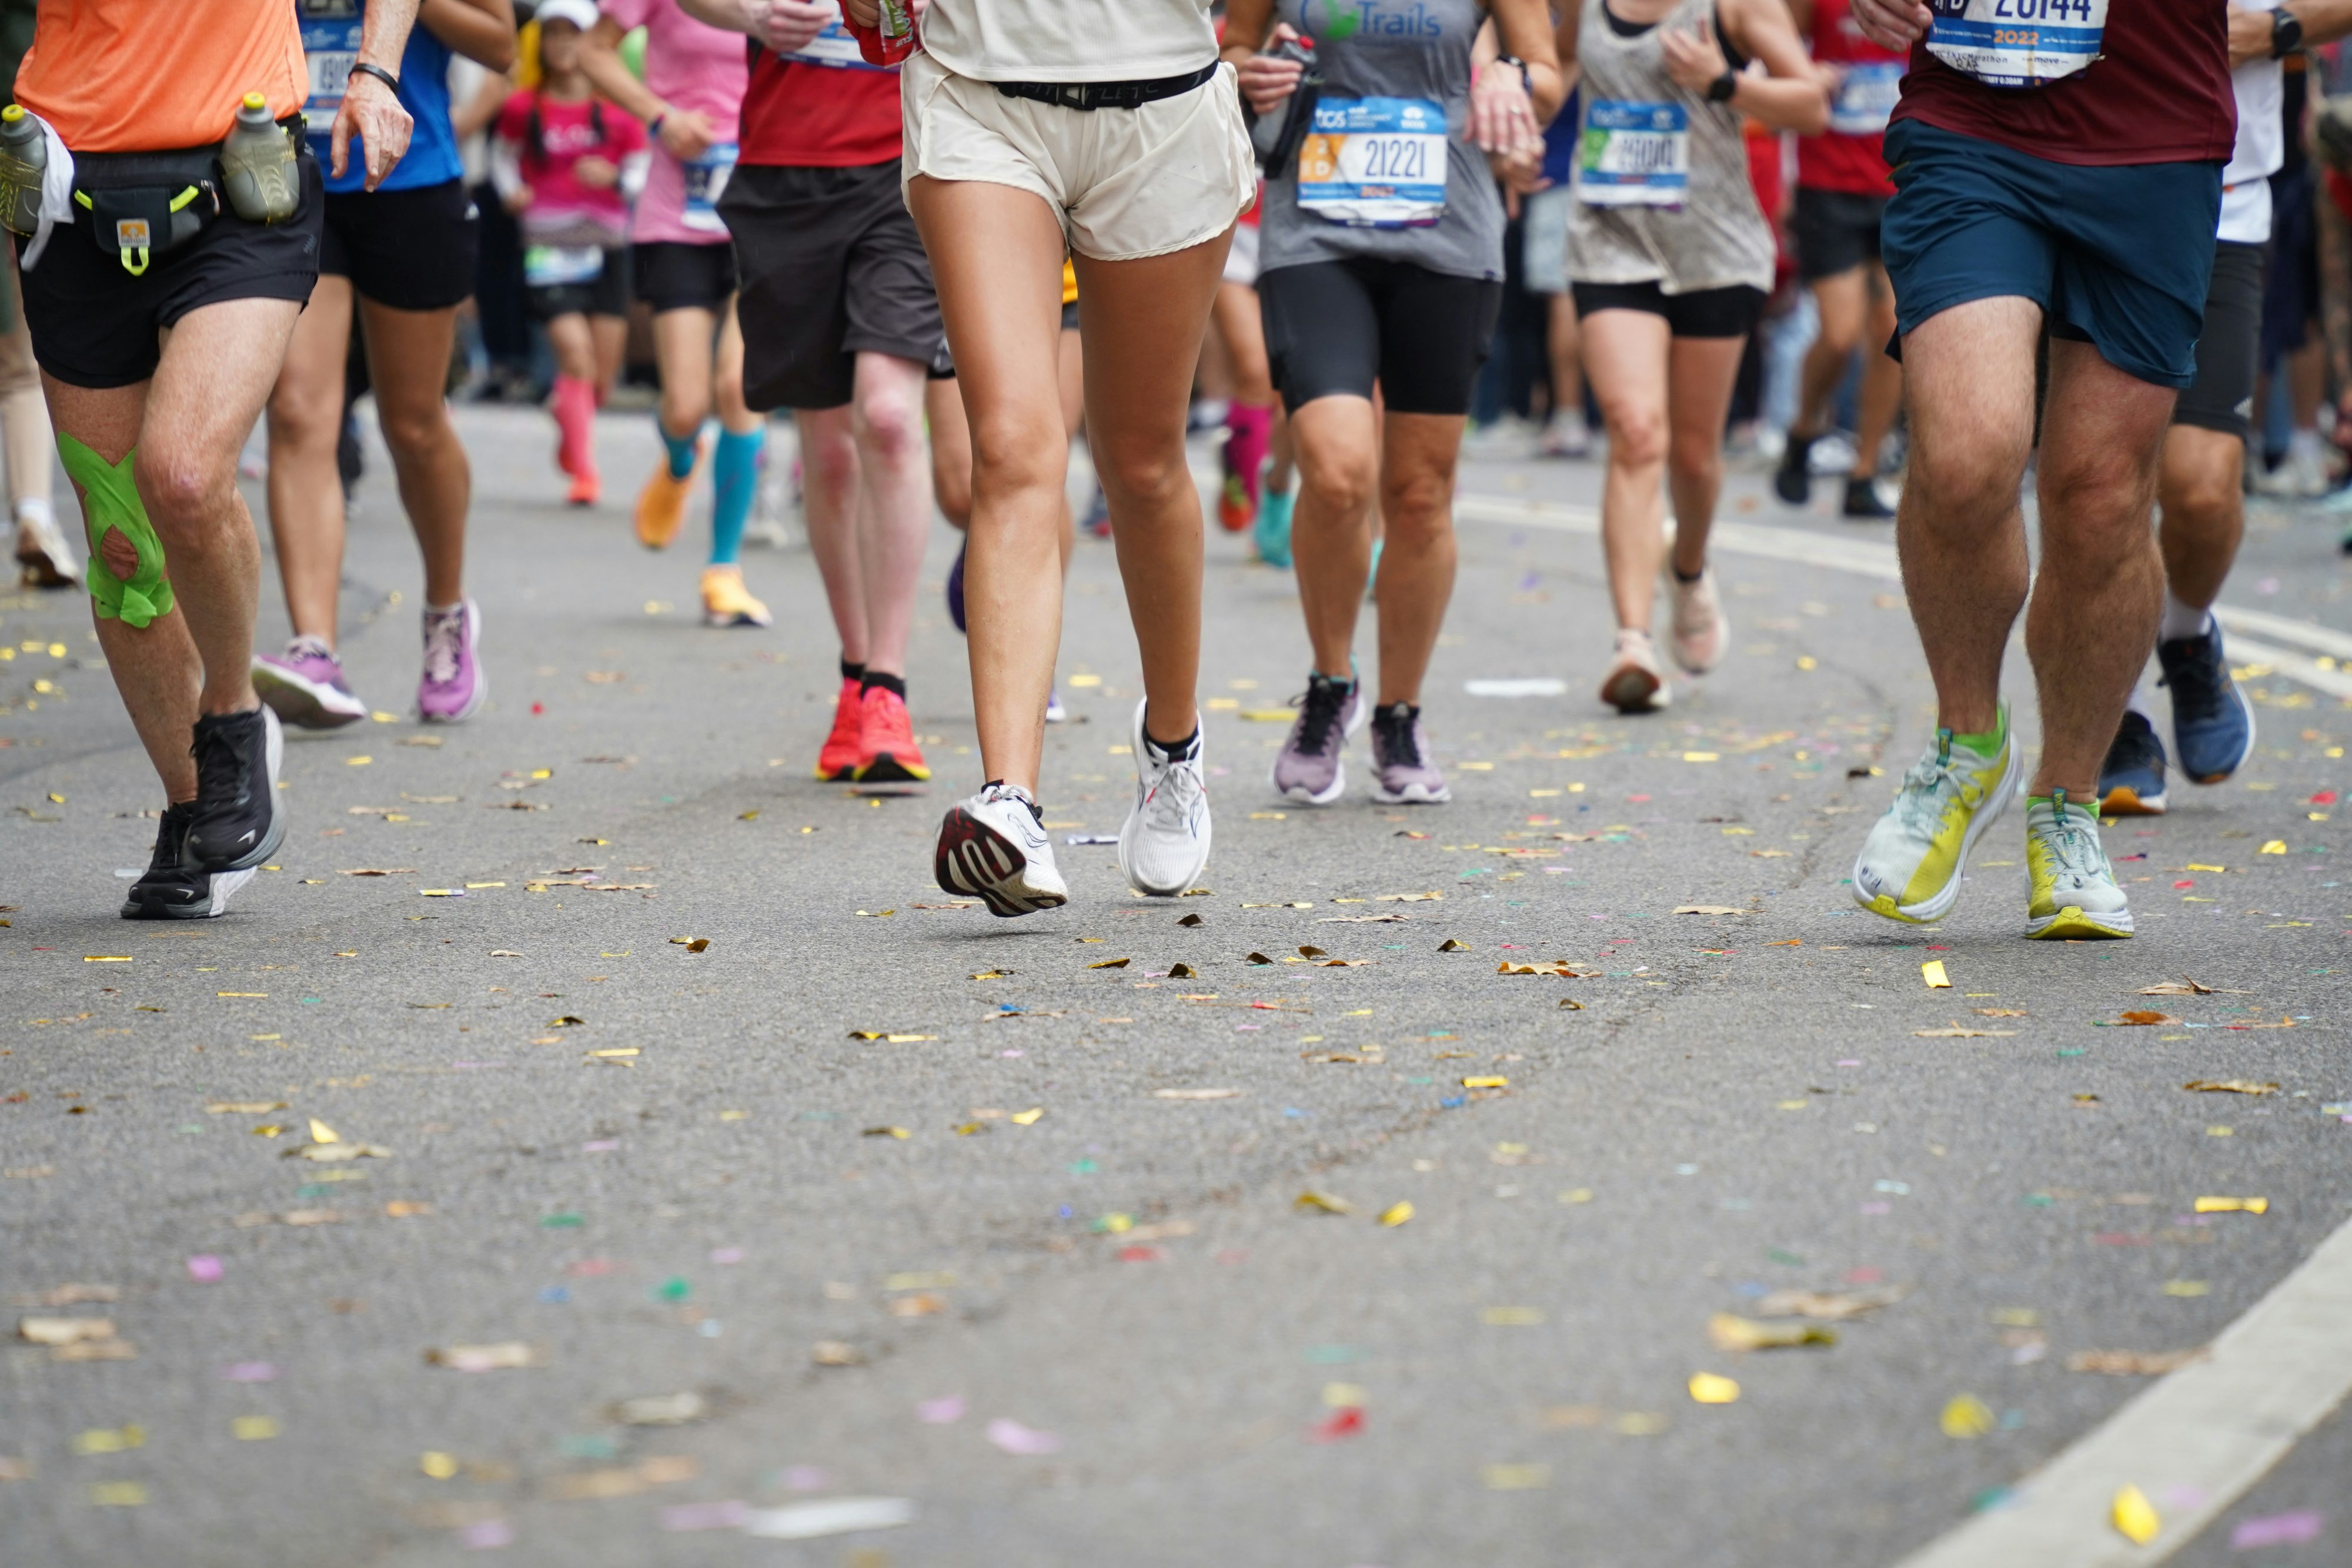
left=1923, top=0, right=2104, bottom=88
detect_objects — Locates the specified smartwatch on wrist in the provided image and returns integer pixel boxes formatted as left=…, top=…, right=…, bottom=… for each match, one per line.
left=2272, top=7, right=2305, bottom=58
left=1492, top=53, right=1532, bottom=93
left=1706, top=68, right=1739, bottom=102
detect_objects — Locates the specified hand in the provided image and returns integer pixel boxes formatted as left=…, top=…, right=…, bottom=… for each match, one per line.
left=1661, top=16, right=1732, bottom=94
left=2227, top=2, right=2276, bottom=65
left=1469, top=56, right=1540, bottom=154
left=1236, top=22, right=1307, bottom=118
left=331, top=69, right=415, bottom=190
left=575, top=154, right=619, bottom=190
left=659, top=108, right=718, bottom=161
left=503, top=184, right=532, bottom=213
left=756, top=0, right=835, bottom=52
left=840, top=0, right=879, bottom=24
left=1492, top=141, right=1551, bottom=196
left=1848, top=0, right=1930, bottom=50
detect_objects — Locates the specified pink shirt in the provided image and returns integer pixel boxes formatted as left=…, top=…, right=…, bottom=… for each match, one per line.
left=600, top=0, right=748, bottom=245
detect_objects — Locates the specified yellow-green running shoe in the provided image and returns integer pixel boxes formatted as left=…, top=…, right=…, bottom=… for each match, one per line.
left=2024, top=789, right=2133, bottom=939
left=1850, top=710, right=2020, bottom=924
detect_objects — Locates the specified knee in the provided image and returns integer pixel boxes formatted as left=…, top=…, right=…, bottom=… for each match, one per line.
left=804, top=429, right=860, bottom=502
left=1604, top=406, right=1667, bottom=469
left=1667, top=429, right=1720, bottom=489
left=1090, top=437, right=1191, bottom=512
left=132, top=447, right=229, bottom=540
left=970, top=410, right=1065, bottom=502
left=2162, top=466, right=2240, bottom=534
left=375, top=398, right=452, bottom=459
left=1297, top=439, right=1377, bottom=520
left=1907, top=437, right=2025, bottom=526
left=266, top=387, right=339, bottom=453
left=663, top=385, right=712, bottom=433
left=1380, top=465, right=1454, bottom=534
left=2042, top=450, right=2157, bottom=539
left=850, top=383, right=925, bottom=468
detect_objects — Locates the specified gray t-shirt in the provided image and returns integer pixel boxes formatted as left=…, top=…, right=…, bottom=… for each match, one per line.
left=1257, top=0, right=1504, bottom=282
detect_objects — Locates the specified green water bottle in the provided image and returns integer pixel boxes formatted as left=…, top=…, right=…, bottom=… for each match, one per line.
left=220, top=92, right=299, bottom=224
left=0, top=104, right=46, bottom=238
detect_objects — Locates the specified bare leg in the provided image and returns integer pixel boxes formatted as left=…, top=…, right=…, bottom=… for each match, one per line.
left=927, top=376, right=974, bottom=531
left=356, top=297, right=469, bottom=607
left=262, top=273, right=355, bottom=646
left=2026, top=339, right=2176, bottom=796
left=2156, top=424, right=2243, bottom=611
left=545, top=313, right=600, bottom=383
left=1370, top=412, right=1465, bottom=707
left=1893, top=296, right=2042, bottom=737
left=1211, top=280, right=1274, bottom=405
left=1289, top=393, right=1379, bottom=676
left=847, top=350, right=934, bottom=680
left=1545, top=292, right=1583, bottom=428
left=713, top=298, right=760, bottom=436
left=1852, top=262, right=1903, bottom=479
left=1581, top=308, right=1672, bottom=631
left=1662, top=335, right=1746, bottom=577
left=1792, top=266, right=1865, bottom=442
left=653, top=306, right=717, bottom=444
left=796, top=403, right=867, bottom=666
left=590, top=314, right=628, bottom=402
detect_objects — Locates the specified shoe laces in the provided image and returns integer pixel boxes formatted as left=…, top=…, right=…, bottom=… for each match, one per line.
left=1374, top=703, right=1422, bottom=767
left=189, top=717, right=250, bottom=805
left=2036, top=795, right=2106, bottom=887
left=2160, top=637, right=2227, bottom=723
left=1141, top=743, right=1204, bottom=831
left=1890, top=746, right=1969, bottom=838
left=866, top=689, right=914, bottom=745
left=286, top=633, right=336, bottom=664
left=422, top=609, right=466, bottom=686
left=1289, top=675, right=1352, bottom=758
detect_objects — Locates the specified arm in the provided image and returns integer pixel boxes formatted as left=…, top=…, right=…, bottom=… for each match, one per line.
left=1845, top=0, right=1927, bottom=51
left=1553, top=5, right=1584, bottom=98
left=450, top=65, right=516, bottom=141
left=1486, top=0, right=1568, bottom=131
left=678, top=0, right=833, bottom=51
left=334, top=0, right=420, bottom=188
left=1220, top=0, right=1302, bottom=118
left=2317, top=175, right=2352, bottom=417
left=1665, top=0, right=1830, bottom=134
left=2231, top=0, right=2352, bottom=65
left=576, top=13, right=713, bottom=159
left=419, top=0, right=518, bottom=71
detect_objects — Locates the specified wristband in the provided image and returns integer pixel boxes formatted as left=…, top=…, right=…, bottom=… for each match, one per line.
left=1706, top=68, right=1738, bottom=102
left=1492, top=53, right=1533, bottom=94
left=350, top=62, right=402, bottom=95
left=649, top=112, right=668, bottom=139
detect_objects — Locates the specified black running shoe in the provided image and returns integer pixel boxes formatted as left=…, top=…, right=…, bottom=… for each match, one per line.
left=125, top=803, right=256, bottom=919
left=2096, top=709, right=2169, bottom=817
left=1773, top=434, right=1815, bottom=506
left=183, top=706, right=286, bottom=872
left=1842, top=474, right=1896, bottom=520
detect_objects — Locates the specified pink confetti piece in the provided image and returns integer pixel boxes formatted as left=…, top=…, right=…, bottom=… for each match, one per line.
left=707, top=1246, right=745, bottom=1265
left=187, top=1255, right=223, bottom=1283
left=659, top=1500, right=748, bottom=1532
left=2231, top=1510, right=2323, bottom=1549
left=220, top=1361, right=276, bottom=1382
left=986, top=1418, right=1062, bottom=1456
left=781, top=1465, right=830, bottom=1492
left=917, top=1396, right=965, bottom=1424
left=460, top=1518, right=512, bottom=1550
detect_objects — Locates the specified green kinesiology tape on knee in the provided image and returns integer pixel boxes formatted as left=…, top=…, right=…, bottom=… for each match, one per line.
left=58, top=434, right=172, bottom=628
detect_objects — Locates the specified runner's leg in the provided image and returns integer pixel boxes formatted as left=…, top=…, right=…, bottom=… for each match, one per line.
left=357, top=299, right=470, bottom=609
left=1369, top=412, right=1464, bottom=707
left=1289, top=393, right=1379, bottom=678
left=1792, top=265, right=1865, bottom=447
left=797, top=404, right=867, bottom=664
left=1582, top=308, right=1672, bottom=636
left=927, top=377, right=973, bottom=531
left=1851, top=261, right=1903, bottom=484
left=1663, top=335, right=1745, bottom=579
left=263, top=275, right=356, bottom=646
left=847, top=351, right=932, bottom=682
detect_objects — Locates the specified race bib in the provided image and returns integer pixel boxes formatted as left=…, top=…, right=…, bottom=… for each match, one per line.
left=785, top=19, right=894, bottom=71
left=1829, top=61, right=1903, bottom=135
left=1924, top=0, right=2105, bottom=88
left=299, top=0, right=364, bottom=123
left=681, top=142, right=738, bottom=233
left=524, top=245, right=604, bottom=287
left=1296, top=97, right=1448, bottom=229
left=1577, top=99, right=1688, bottom=208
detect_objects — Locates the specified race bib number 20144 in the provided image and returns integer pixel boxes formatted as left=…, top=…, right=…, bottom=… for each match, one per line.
left=1925, top=0, right=2104, bottom=88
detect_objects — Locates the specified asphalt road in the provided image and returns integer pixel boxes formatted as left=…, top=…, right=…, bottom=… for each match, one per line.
left=2, top=404, right=2347, bottom=1567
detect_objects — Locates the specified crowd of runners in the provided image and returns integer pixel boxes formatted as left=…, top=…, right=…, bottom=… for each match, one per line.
left=2, top=0, right=2343, bottom=944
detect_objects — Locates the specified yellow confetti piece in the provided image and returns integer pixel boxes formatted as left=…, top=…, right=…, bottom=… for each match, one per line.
left=1461, top=1076, right=1509, bottom=1089
left=1481, top=1463, right=1550, bottom=1490
left=1922, top=961, right=1951, bottom=989
left=1378, top=1201, right=1414, bottom=1228
left=587, top=1048, right=639, bottom=1058
left=1010, top=1108, right=1044, bottom=1125
left=863, top=1126, right=911, bottom=1140
left=1558, top=1188, right=1594, bottom=1204
left=1323, top=1382, right=1367, bottom=1407
left=1795, top=656, right=1819, bottom=670
left=47, top=791, right=65, bottom=803
left=2161, top=1280, right=2210, bottom=1296
left=1066, top=673, right=1102, bottom=687
left=2112, top=1484, right=2160, bottom=1546
left=2185, top=862, right=2226, bottom=872
left=1682, top=751, right=1719, bottom=763
left=217, top=992, right=268, bottom=998
left=87, top=1482, right=146, bottom=1507
left=71, top=1425, right=144, bottom=1455
left=371, top=711, right=397, bottom=723
left=2193, top=1196, right=2269, bottom=1214
left=1481, top=1306, right=1542, bottom=1326
left=1687, top=1373, right=1740, bottom=1405
left=420, top=1451, right=459, bottom=1480
left=83, top=956, right=131, bottom=963
left=2259, top=840, right=2286, bottom=855
left=465, top=881, right=506, bottom=890
left=346, top=756, right=372, bottom=767
left=307, top=1119, right=339, bottom=1145
left=1295, top=1191, right=1354, bottom=1215
left=1939, top=1394, right=1994, bottom=1438
left=231, top=1416, right=279, bottom=1441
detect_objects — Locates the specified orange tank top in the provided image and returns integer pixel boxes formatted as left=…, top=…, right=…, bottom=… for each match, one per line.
left=16, top=0, right=308, bottom=154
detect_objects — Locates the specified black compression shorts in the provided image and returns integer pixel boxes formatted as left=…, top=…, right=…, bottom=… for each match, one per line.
left=1572, top=279, right=1763, bottom=339
left=1258, top=256, right=1502, bottom=417
left=2174, top=239, right=2266, bottom=439
left=321, top=178, right=480, bottom=311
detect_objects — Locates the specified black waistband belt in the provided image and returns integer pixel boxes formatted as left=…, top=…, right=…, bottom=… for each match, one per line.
left=994, top=63, right=1217, bottom=112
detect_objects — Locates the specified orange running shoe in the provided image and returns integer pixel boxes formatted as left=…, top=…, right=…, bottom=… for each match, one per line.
left=816, top=678, right=864, bottom=781
left=566, top=469, right=601, bottom=508
left=1217, top=472, right=1257, bottom=534
left=634, top=441, right=704, bottom=550
left=854, top=684, right=930, bottom=783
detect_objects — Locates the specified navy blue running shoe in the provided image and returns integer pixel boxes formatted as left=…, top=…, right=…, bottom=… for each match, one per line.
left=2097, top=708, right=2169, bottom=817
left=2158, top=624, right=2256, bottom=784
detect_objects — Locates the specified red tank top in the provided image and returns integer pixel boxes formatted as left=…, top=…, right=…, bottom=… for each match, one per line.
left=1798, top=0, right=1906, bottom=196
left=1893, top=0, right=2234, bottom=167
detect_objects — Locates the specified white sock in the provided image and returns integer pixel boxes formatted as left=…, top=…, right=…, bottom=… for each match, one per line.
left=15, top=497, right=53, bottom=530
left=2159, top=591, right=2211, bottom=643
left=2125, top=680, right=2156, bottom=723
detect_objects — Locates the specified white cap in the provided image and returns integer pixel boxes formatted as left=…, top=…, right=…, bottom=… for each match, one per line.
left=535, top=0, right=602, bottom=32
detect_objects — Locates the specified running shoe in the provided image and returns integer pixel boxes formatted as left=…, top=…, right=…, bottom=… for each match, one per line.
left=1665, top=567, right=1728, bottom=674
left=1081, top=484, right=1111, bottom=540
left=635, top=441, right=703, bottom=549
left=816, top=677, right=863, bottom=781
left=1045, top=687, right=1067, bottom=724
left=1772, top=433, right=1815, bottom=506
left=2096, top=709, right=2169, bottom=816
left=13, top=504, right=79, bottom=588
left=1842, top=475, right=1897, bottom=520
left=1369, top=701, right=1449, bottom=804
left=123, top=801, right=255, bottom=920
left=2157, top=624, right=2256, bottom=784
left=1255, top=485, right=1295, bottom=569
left=418, top=599, right=486, bottom=724
left=566, top=470, right=600, bottom=508
left=1217, top=472, right=1257, bottom=534
left=946, top=541, right=967, bottom=633
left=1271, top=670, right=1365, bottom=806
left=182, top=706, right=285, bottom=873
left=701, top=564, right=772, bottom=628
left=936, top=781, right=1068, bottom=918
left=2256, top=428, right=2330, bottom=498
left=2024, top=789, right=2133, bottom=939
left=1119, top=698, right=1211, bottom=897
left=854, top=686, right=930, bottom=783
left=251, top=636, right=369, bottom=730
left=1600, top=628, right=1670, bottom=713
left=1850, top=711, right=2019, bottom=924
left=1539, top=417, right=1591, bottom=460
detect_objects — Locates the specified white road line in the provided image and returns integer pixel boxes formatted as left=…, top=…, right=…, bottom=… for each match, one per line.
left=1454, top=494, right=2352, bottom=697
left=1892, top=1209, right=2352, bottom=1567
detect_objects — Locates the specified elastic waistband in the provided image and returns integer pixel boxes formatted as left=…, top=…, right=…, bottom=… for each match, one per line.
left=993, top=63, right=1217, bottom=113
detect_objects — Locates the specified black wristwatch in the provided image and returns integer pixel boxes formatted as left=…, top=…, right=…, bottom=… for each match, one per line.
left=2272, top=7, right=2304, bottom=58
left=1706, top=68, right=1739, bottom=102
left=1492, top=53, right=1532, bottom=92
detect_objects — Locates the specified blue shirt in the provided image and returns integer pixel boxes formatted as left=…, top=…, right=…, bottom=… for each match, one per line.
left=302, top=1, right=462, bottom=194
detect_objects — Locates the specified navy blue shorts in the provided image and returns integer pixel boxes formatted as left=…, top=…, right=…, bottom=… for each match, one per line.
left=1880, top=121, right=2221, bottom=390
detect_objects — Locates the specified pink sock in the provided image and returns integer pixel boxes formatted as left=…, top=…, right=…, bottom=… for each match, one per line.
left=1224, top=402, right=1271, bottom=507
left=552, top=376, right=598, bottom=480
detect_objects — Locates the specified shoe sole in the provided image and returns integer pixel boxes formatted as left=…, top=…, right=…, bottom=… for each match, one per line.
left=2099, top=783, right=2167, bottom=816
left=856, top=753, right=931, bottom=784
left=2181, top=678, right=2257, bottom=785
left=185, top=711, right=287, bottom=874
left=122, top=867, right=253, bottom=920
left=1270, top=693, right=1368, bottom=807
left=251, top=659, right=368, bottom=730
left=1601, top=662, right=1668, bottom=713
left=1373, top=780, right=1451, bottom=805
left=936, top=807, right=1066, bottom=918
left=14, top=541, right=76, bottom=588
left=2025, top=904, right=2134, bottom=940
left=815, top=760, right=859, bottom=782
left=1851, top=741, right=2022, bottom=925
left=703, top=610, right=773, bottom=628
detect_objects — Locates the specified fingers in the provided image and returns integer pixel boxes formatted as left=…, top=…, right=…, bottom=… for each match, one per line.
left=330, top=113, right=353, bottom=180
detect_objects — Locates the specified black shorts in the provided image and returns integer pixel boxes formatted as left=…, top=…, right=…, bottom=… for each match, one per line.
left=19, top=149, right=324, bottom=390
left=321, top=178, right=479, bottom=311
left=2260, top=164, right=2317, bottom=363
left=1258, top=257, right=1502, bottom=417
left=719, top=161, right=953, bottom=412
left=527, top=246, right=633, bottom=322
left=1792, top=188, right=1886, bottom=283
left=1572, top=279, right=1763, bottom=339
left=633, top=239, right=737, bottom=314
left=2174, top=239, right=2266, bottom=439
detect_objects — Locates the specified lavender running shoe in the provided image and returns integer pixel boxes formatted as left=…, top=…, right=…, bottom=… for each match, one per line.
left=419, top=600, right=486, bottom=723
left=251, top=636, right=368, bottom=730
left=1271, top=670, right=1365, bottom=805
left=1370, top=701, right=1451, bottom=804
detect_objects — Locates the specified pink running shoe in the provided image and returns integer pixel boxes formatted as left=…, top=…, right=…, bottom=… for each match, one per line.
left=419, top=600, right=486, bottom=723
left=252, top=636, right=368, bottom=730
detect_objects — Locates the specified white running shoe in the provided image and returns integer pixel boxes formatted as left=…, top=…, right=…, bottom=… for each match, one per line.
left=1118, top=698, right=1211, bottom=897
left=1599, top=628, right=1671, bottom=713
left=935, top=782, right=1068, bottom=918
left=2259, top=429, right=2331, bottom=499
left=1666, top=566, right=1729, bottom=674
left=13, top=502, right=78, bottom=588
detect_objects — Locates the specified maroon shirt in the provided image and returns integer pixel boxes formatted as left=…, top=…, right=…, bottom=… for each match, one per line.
left=1893, top=0, right=2234, bottom=166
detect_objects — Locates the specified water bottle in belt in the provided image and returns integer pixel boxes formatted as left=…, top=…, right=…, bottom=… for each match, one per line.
left=219, top=92, right=300, bottom=224
left=0, top=104, right=46, bottom=238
